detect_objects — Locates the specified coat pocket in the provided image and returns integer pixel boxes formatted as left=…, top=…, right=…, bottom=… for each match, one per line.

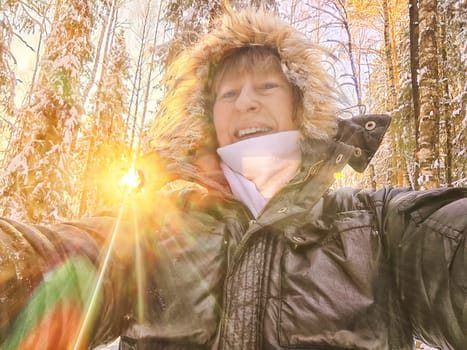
left=279, top=210, right=388, bottom=349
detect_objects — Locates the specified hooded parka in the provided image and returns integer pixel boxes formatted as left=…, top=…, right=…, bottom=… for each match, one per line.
left=0, top=8, right=466, bottom=350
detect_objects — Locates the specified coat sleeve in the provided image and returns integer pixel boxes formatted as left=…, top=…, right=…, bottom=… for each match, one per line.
left=384, top=187, right=467, bottom=350
left=0, top=214, right=136, bottom=349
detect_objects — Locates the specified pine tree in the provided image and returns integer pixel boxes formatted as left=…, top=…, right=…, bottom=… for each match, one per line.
left=0, top=0, right=93, bottom=222
left=0, top=1, right=19, bottom=166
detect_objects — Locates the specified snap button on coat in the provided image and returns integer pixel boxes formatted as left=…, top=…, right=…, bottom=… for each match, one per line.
left=354, top=147, right=362, bottom=157
left=365, top=120, right=376, bottom=130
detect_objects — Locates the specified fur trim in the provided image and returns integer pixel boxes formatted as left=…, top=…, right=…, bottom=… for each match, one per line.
left=150, top=8, right=339, bottom=164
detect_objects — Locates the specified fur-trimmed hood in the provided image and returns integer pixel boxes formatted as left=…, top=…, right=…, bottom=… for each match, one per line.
left=147, top=8, right=389, bottom=186
left=150, top=8, right=339, bottom=161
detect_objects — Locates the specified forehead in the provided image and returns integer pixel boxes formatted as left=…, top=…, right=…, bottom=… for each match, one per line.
left=217, top=64, right=287, bottom=87
left=212, top=47, right=287, bottom=89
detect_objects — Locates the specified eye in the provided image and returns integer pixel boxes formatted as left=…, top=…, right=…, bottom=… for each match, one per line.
left=261, top=82, right=278, bottom=90
left=218, top=90, right=237, bottom=100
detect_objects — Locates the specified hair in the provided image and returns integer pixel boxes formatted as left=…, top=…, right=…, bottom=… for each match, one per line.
left=207, top=46, right=304, bottom=124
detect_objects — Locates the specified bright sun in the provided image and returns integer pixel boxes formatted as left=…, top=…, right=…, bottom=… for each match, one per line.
left=119, top=167, right=141, bottom=189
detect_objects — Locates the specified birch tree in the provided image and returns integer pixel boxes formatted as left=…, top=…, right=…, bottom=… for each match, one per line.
left=82, top=0, right=119, bottom=106
left=78, top=28, right=131, bottom=215
left=78, top=0, right=123, bottom=215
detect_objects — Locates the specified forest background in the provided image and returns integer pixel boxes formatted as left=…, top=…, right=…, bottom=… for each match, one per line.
left=0, top=0, right=465, bottom=224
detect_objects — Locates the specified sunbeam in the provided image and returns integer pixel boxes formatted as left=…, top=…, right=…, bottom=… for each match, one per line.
left=72, top=189, right=133, bottom=350
left=132, top=202, right=146, bottom=323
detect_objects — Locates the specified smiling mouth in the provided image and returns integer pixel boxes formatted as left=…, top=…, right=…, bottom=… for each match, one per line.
left=236, top=127, right=272, bottom=138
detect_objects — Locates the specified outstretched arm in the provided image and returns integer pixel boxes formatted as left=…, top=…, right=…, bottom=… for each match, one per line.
left=385, top=187, right=467, bottom=350
left=0, top=214, right=135, bottom=349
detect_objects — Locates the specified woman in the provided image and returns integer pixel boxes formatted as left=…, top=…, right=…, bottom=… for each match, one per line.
left=1, top=8, right=466, bottom=350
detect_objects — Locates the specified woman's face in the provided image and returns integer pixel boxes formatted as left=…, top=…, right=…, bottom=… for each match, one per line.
left=212, top=67, right=297, bottom=147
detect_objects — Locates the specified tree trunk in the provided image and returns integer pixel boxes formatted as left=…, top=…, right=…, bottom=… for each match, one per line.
left=333, top=0, right=362, bottom=112
left=138, top=0, right=164, bottom=155
left=408, top=0, right=421, bottom=189
left=79, top=1, right=120, bottom=216
left=82, top=1, right=114, bottom=106
left=126, top=3, right=151, bottom=152
left=438, top=9, right=452, bottom=186
left=382, top=0, right=402, bottom=186
left=417, top=0, right=440, bottom=189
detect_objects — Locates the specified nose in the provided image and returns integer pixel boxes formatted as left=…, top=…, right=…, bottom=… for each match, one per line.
left=234, top=83, right=260, bottom=112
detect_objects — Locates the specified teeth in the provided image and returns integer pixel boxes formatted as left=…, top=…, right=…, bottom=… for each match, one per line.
left=237, top=127, right=271, bottom=138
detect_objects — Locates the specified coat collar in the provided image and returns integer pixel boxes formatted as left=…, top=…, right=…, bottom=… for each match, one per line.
left=335, top=114, right=391, bottom=172
left=137, top=114, right=391, bottom=197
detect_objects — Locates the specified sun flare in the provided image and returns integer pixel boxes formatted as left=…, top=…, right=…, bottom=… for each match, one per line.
left=119, top=167, right=142, bottom=189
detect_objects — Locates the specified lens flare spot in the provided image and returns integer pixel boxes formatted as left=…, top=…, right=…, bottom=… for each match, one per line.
left=119, top=168, right=141, bottom=189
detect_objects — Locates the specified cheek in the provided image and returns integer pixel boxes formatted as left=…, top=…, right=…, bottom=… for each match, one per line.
left=213, top=105, right=231, bottom=146
left=281, top=97, right=297, bottom=129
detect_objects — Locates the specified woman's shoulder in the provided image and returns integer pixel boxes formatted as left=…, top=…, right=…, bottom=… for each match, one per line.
left=322, top=186, right=413, bottom=213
